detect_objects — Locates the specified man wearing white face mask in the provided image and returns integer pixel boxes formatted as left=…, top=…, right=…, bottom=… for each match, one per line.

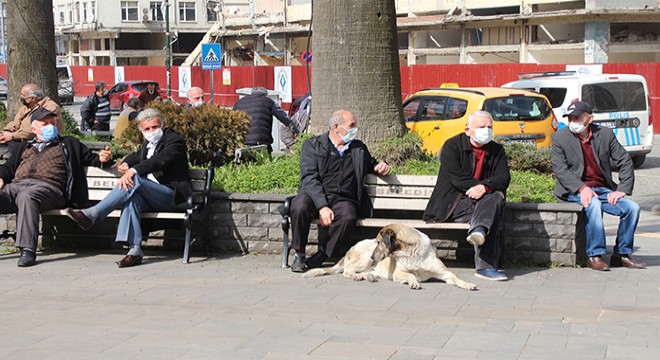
left=66, top=109, right=192, bottom=268
left=424, top=111, right=511, bottom=281
left=289, top=109, right=390, bottom=272
left=0, top=107, right=112, bottom=267
left=185, top=86, right=205, bottom=109
left=552, top=101, right=643, bottom=271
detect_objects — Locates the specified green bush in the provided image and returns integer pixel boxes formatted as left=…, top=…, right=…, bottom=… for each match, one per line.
left=61, top=108, right=82, bottom=137
left=503, top=142, right=553, bottom=174
left=370, top=132, right=431, bottom=168
left=0, top=102, right=6, bottom=126
left=212, top=133, right=557, bottom=202
left=114, top=102, right=251, bottom=167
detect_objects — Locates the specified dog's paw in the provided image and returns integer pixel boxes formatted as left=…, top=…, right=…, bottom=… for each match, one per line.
left=408, top=281, right=422, bottom=290
left=363, top=273, right=378, bottom=282
left=461, top=282, right=478, bottom=291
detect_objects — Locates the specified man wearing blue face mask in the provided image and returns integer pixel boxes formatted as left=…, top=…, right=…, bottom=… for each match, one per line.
left=65, top=109, right=191, bottom=268
left=423, top=111, right=511, bottom=281
left=552, top=101, right=643, bottom=271
left=0, top=107, right=112, bottom=267
left=289, top=109, right=390, bottom=272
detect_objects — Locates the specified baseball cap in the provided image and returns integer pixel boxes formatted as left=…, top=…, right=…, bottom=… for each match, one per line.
left=31, top=107, right=56, bottom=121
left=563, top=101, right=593, bottom=118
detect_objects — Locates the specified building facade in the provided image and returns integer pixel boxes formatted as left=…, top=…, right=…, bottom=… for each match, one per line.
left=54, top=0, right=660, bottom=67
left=53, top=0, right=222, bottom=66
left=183, top=0, right=659, bottom=66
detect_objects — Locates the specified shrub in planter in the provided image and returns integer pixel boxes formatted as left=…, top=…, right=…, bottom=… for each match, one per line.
left=503, top=142, right=553, bottom=174
left=114, top=102, right=251, bottom=166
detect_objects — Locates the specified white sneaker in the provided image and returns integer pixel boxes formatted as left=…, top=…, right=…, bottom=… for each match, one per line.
left=466, top=231, right=485, bottom=246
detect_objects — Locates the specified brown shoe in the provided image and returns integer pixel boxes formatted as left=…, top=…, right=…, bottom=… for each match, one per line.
left=587, top=255, right=610, bottom=271
left=65, top=208, right=94, bottom=230
left=610, top=254, right=646, bottom=269
left=116, top=255, right=143, bottom=268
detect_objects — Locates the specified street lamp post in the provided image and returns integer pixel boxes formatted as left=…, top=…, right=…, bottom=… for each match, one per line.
left=165, top=0, right=171, bottom=100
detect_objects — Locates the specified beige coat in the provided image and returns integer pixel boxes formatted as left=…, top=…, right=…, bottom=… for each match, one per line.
left=4, top=97, right=63, bottom=141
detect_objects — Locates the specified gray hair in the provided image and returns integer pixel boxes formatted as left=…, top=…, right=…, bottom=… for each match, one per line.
left=467, top=110, right=493, bottom=127
left=26, top=87, right=45, bottom=100
left=127, top=97, right=140, bottom=108
left=327, top=110, right=356, bottom=129
left=136, top=108, right=164, bottom=126
left=251, top=87, right=268, bottom=96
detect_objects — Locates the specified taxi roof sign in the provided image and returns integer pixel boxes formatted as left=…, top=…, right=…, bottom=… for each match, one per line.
left=440, top=83, right=459, bottom=88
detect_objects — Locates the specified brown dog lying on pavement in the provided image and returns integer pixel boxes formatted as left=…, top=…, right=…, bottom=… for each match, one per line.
left=303, top=223, right=477, bottom=290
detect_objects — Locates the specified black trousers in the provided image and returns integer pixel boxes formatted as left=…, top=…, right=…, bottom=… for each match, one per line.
left=449, top=191, right=505, bottom=270
left=290, top=193, right=357, bottom=258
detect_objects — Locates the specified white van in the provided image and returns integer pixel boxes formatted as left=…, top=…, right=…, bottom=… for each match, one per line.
left=56, top=65, right=74, bottom=104
left=503, top=72, right=652, bottom=168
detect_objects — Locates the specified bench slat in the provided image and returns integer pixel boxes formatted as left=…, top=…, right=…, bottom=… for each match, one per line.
left=366, top=174, right=437, bottom=186
left=370, top=197, right=429, bottom=211
left=44, top=209, right=185, bottom=219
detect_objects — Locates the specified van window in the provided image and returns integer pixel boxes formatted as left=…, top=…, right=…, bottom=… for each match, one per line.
left=538, top=87, right=567, bottom=108
left=484, top=96, right=553, bottom=121
left=582, top=82, right=647, bottom=113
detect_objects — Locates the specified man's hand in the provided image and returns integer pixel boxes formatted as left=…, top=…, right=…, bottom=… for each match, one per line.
left=579, top=186, right=597, bottom=207
left=117, top=162, right=130, bottom=174
left=374, top=162, right=390, bottom=175
left=118, top=169, right=136, bottom=191
left=607, top=190, right=626, bottom=205
left=466, top=184, right=487, bottom=200
left=0, top=131, right=13, bottom=143
left=99, top=145, right=111, bottom=163
left=0, top=179, right=4, bottom=190
left=318, top=206, right=334, bottom=227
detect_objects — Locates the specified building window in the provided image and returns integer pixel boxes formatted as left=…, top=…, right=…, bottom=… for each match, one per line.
left=179, top=2, right=196, bottom=22
left=82, top=2, right=87, bottom=22
left=75, top=2, right=80, bottom=23
left=121, top=1, right=139, bottom=21
left=149, top=2, right=164, bottom=21
left=207, top=1, right=218, bottom=22
left=58, top=5, right=66, bottom=24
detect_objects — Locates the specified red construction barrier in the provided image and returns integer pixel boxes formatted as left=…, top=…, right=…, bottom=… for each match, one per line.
left=2, top=62, right=658, bottom=132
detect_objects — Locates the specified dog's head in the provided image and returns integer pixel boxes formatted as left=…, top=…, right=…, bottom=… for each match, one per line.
left=371, top=227, right=401, bottom=262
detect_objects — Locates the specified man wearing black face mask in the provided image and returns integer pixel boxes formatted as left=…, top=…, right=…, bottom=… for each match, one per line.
left=0, top=107, right=112, bottom=267
left=0, top=83, right=62, bottom=143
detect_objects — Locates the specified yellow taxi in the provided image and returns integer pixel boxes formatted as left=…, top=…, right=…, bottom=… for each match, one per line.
left=402, top=87, right=558, bottom=155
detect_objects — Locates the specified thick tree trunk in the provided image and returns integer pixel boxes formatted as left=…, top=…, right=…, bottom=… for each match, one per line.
left=7, top=0, right=59, bottom=114
left=310, top=0, right=405, bottom=144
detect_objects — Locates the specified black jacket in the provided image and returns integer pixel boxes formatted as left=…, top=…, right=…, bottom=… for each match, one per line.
left=298, top=133, right=379, bottom=218
left=423, top=133, right=511, bottom=223
left=80, top=93, right=110, bottom=125
left=123, top=128, right=192, bottom=205
left=0, top=137, right=109, bottom=207
left=233, top=93, right=295, bottom=146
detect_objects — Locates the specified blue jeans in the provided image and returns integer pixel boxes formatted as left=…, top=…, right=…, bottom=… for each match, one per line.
left=94, top=175, right=175, bottom=246
left=567, top=187, right=640, bottom=257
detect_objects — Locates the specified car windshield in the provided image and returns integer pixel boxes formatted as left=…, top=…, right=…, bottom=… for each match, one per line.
left=484, top=96, right=553, bottom=121
left=132, top=83, right=159, bottom=92
left=582, top=82, right=646, bottom=113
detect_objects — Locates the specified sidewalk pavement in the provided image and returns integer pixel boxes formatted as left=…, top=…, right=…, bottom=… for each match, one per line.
left=1, top=211, right=659, bottom=360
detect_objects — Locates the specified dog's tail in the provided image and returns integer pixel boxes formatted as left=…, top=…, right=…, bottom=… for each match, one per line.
left=302, top=258, right=345, bottom=278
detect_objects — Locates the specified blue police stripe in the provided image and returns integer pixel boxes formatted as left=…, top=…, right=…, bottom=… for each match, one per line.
left=634, top=127, right=641, bottom=145
left=623, top=128, right=631, bottom=146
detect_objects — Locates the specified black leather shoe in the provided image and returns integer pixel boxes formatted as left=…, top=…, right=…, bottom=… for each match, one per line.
left=291, top=254, right=306, bottom=273
left=587, top=255, right=610, bottom=271
left=116, top=255, right=143, bottom=268
left=17, top=249, right=37, bottom=267
left=305, top=252, right=328, bottom=269
left=65, top=208, right=94, bottom=230
left=610, top=254, right=646, bottom=269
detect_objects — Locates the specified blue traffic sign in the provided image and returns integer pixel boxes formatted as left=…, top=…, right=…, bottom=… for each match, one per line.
left=202, top=43, right=222, bottom=70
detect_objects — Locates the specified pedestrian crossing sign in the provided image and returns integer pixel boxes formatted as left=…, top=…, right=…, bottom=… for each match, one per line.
left=202, top=43, right=222, bottom=70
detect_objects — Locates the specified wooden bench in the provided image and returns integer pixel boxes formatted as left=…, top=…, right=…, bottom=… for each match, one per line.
left=279, top=174, right=469, bottom=268
left=42, top=166, right=214, bottom=263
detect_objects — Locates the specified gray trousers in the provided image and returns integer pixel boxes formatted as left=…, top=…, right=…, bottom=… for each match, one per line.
left=0, top=179, right=65, bottom=249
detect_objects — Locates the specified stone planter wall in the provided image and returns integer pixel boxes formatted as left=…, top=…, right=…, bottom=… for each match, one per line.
left=207, top=193, right=586, bottom=267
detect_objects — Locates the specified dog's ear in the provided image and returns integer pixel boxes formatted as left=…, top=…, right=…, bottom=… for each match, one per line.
left=381, top=228, right=399, bottom=252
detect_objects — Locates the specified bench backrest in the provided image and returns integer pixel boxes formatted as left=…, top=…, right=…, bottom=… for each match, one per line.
left=85, top=167, right=210, bottom=201
left=365, top=174, right=437, bottom=211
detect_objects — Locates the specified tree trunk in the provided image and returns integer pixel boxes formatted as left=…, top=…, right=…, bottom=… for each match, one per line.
left=7, top=0, right=59, bottom=114
left=310, top=0, right=405, bottom=144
